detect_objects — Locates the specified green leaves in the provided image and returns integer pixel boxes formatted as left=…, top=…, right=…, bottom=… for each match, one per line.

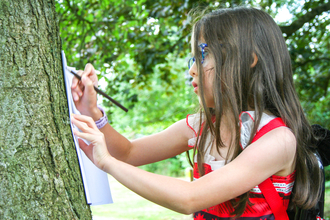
left=284, top=2, right=330, bottom=127
left=56, top=0, right=330, bottom=133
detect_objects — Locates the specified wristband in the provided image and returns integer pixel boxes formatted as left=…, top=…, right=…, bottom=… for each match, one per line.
left=95, top=105, right=108, bottom=129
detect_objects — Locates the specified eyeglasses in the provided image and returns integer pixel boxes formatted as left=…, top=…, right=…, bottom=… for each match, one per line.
left=188, top=43, right=208, bottom=69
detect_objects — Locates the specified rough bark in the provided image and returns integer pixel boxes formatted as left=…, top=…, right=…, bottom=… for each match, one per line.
left=0, top=0, right=92, bottom=219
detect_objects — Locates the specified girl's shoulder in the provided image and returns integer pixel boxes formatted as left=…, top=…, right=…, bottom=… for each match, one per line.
left=240, top=111, right=278, bottom=149
left=185, top=111, right=295, bottom=149
left=186, top=114, right=201, bottom=137
left=241, top=111, right=296, bottom=176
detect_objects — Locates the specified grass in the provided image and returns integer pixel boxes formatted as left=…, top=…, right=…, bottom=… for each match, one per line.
left=91, top=175, right=193, bottom=220
left=325, top=188, right=330, bottom=219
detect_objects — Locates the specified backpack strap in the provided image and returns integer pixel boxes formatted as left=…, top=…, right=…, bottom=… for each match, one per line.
left=258, top=178, right=289, bottom=220
left=251, top=117, right=286, bottom=143
left=251, top=117, right=289, bottom=220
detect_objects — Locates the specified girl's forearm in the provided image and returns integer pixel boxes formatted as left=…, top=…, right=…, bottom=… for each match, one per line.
left=103, top=156, right=194, bottom=214
left=97, top=119, right=192, bottom=167
left=99, top=124, right=133, bottom=163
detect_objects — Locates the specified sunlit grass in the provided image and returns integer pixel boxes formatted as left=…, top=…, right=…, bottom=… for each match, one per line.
left=325, top=188, right=330, bottom=219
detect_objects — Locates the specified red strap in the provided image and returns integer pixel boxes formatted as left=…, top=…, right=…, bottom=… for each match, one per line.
left=252, top=117, right=285, bottom=142
left=252, top=117, right=289, bottom=220
left=259, top=179, right=289, bottom=220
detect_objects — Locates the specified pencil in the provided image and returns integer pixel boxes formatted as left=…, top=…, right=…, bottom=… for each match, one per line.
left=67, top=67, right=128, bottom=112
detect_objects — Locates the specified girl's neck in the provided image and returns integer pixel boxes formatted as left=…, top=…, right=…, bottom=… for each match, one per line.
left=210, top=114, right=234, bottom=161
left=219, top=112, right=235, bottom=146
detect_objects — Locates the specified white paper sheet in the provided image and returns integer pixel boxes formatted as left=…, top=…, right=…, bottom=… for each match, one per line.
left=61, top=50, right=113, bottom=205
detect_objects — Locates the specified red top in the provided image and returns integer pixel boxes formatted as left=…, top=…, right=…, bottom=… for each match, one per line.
left=186, top=112, right=295, bottom=220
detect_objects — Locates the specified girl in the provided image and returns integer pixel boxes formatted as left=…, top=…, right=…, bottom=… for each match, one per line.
left=71, top=7, right=322, bottom=220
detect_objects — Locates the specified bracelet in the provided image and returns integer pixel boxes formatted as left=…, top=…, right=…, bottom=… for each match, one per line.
left=95, top=105, right=108, bottom=129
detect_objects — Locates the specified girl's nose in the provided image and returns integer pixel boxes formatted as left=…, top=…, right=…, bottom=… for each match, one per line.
left=188, top=62, right=198, bottom=77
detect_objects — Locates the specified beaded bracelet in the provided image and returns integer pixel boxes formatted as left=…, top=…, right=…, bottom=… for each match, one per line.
left=95, top=105, right=108, bottom=129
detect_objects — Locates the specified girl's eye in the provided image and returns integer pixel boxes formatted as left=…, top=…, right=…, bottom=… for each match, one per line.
left=197, top=51, right=209, bottom=60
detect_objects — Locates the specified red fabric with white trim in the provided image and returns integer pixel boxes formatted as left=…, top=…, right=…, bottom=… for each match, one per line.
left=253, top=117, right=289, bottom=220
left=187, top=113, right=295, bottom=219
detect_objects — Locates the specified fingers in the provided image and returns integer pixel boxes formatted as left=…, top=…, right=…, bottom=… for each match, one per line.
left=73, top=128, right=96, bottom=142
left=71, top=63, right=98, bottom=102
left=71, top=114, right=98, bottom=131
left=81, top=74, right=96, bottom=97
left=84, top=63, right=96, bottom=77
left=71, top=113, right=110, bottom=170
left=71, top=114, right=100, bottom=144
left=71, top=70, right=84, bottom=101
left=77, top=138, right=91, bottom=155
left=84, top=63, right=98, bottom=87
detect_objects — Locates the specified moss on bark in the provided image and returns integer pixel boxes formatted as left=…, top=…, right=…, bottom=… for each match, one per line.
left=0, top=0, right=92, bottom=219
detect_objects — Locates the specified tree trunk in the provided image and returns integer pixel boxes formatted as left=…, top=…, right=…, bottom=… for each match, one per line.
left=0, top=0, right=92, bottom=219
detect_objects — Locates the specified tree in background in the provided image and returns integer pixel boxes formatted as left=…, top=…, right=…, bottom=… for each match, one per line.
left=285, top=1, right=330, bottom=127
left=57, top=0, right=330, bottom=130
left=0, top=0, right=91, bottom=219
left=56, top=0, right=330, bottom=180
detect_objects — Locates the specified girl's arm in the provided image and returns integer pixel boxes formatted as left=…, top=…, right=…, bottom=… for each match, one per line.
left=98, top=118, right=193, bottom=166
left=71, top=114, right=296, bottom=214
left=71, top=64, right=193, bottom=165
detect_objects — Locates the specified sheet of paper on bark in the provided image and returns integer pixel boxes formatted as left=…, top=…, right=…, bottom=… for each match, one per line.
left=61, top=50, right=113, bottom=205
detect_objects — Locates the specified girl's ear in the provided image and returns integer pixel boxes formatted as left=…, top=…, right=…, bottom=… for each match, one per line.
left=251, top=53, right=258, bottom=68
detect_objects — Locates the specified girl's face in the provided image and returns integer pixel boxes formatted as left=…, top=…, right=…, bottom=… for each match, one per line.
left=189, top=40, right=215, bottom=107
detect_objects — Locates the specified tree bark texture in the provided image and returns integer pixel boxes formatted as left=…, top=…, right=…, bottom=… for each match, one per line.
left=0, top=0, right=92, bottom=219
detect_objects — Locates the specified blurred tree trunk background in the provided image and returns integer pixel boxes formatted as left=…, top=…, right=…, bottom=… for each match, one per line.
left=0, top=0, right=91, bottom=219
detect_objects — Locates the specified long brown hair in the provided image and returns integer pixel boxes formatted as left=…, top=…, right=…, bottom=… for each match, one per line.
left=189, top=7, right=322, bottom=217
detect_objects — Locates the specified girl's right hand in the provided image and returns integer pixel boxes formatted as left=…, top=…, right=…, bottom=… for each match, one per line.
left=71, top=113, right=111, bottom=171
left=71, top=63, right=102, bottom=120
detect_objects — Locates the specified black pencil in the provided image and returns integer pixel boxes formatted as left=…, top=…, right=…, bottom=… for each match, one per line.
left=67, top=67, right=128, bottom=112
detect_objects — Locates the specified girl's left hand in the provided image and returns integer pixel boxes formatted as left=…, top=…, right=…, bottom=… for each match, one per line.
left=71, top=114, right=111, bottom=171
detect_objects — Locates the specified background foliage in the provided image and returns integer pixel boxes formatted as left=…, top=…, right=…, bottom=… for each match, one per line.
left=56, top=0, right=330, bottom=176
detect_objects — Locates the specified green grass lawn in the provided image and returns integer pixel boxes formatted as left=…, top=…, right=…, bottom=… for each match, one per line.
left=324, top=188, right=330, bottom=219
left=91, top=175, right=193, bottom=220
